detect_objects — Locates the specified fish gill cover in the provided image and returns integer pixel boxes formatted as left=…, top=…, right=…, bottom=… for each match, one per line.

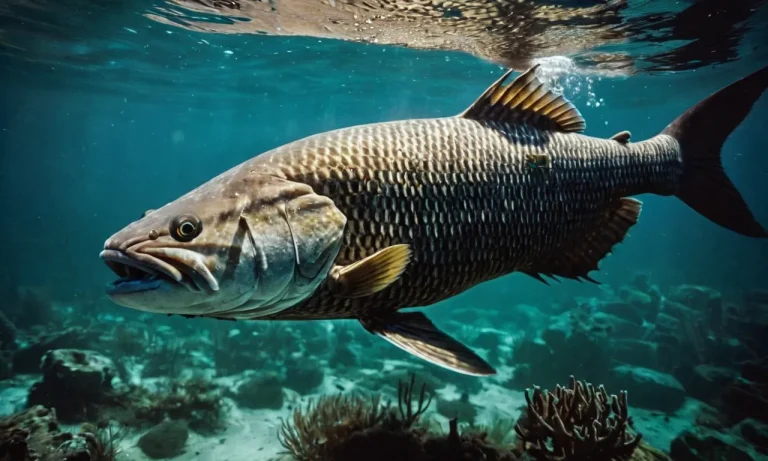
left=0, top=1, right=768, bottom=461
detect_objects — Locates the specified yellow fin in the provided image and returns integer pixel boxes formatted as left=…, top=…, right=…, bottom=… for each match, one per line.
left=460, top=64, right=586, bottom=133
left=328, top=244, right=411, bottom=298
left=610, top=130, right=631, bottom=144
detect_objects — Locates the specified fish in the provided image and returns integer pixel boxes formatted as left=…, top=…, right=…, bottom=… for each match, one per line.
left=100, top=65, right=768, bottom=376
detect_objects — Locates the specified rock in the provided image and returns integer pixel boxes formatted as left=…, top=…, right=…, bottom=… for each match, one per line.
left=674, top=365, right=738, bottom=404
left=592, top=312, right=646, bottom=339
left=609, top=365, right=685, bottom=413
left=630, top=273, right=651, bottom=293
left=612, top=340, right=659, bottom=370
left=12, top=328, right=92, bottom=373
left=742, top=358, right=768, bottom=384
left=285, top=360, right=325, bottom=395
left=745, top=290, right=768, bottom=306
left=234, top=373, right=284, bottom=409
left=736, top=419, right=768, bottom=454
left=659, top=300, right=701, bottom=323
left=41, top=349, right=114, bottom=394
left=670, top=428, right=754, bottom=461
left=26, top=349, right=115, bottom=422
left=721, top=380, right=768, bottom=424
left=598, top=300, right=644, bottom=325
left=138, top=420, right=189, bottom=459
left=668, top=285, right=722, bottom=316
left=0, top=312, right=17, bottom=351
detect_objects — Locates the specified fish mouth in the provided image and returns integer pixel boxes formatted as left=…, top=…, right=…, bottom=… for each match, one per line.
left=100, top=247, right=218, bottom=295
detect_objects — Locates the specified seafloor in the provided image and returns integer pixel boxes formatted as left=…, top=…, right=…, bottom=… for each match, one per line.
left=1, top=273, right=766, bottom=460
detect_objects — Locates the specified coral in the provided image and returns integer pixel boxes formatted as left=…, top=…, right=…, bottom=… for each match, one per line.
left=0, top=405, right=121, bottom=461
left=234, top=372, right=285, bottom=409
left=514, top=376, right=642, bottom=460
left=285, top=359, right=325, bottom=395
left=125, top=377, right=226, bottom=434
left=138, top=420, right=189, bottom=459
left=279, top=374, right=432, bottom=460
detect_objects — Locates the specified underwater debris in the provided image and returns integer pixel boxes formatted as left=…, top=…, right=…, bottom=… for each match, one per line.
left=514, top=375, right=642, bottom=460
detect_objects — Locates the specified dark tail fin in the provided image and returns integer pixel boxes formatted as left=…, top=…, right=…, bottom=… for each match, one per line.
left=662, top=66, right=768, bottom=238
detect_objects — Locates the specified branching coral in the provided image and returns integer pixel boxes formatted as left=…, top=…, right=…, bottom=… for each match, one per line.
left=514, top=375, right=642, bottom=460
left=279, top=374, right=432, bottom=460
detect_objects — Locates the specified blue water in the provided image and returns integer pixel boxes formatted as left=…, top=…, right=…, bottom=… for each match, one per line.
left=1, top=1, right=768, bottom=460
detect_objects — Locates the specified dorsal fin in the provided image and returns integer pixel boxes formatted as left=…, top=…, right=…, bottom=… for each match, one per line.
left=610, top=130, right=631, bottom=144
left=460, top=64, right=586, bottom=133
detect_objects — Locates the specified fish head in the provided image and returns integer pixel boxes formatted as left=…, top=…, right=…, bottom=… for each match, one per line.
left=100, top=170, right=347, bottom=318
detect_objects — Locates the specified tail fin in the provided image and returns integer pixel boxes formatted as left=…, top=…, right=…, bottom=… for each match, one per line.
left=662, top=66, right=768, bottom=238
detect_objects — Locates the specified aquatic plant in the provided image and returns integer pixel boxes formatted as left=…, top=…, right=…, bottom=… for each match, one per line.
left=278, top=374, right=431, bottom=460
left=514, top=375, right=642, bottom=460
left=143, top=339, right=185, bottom=378
left=127, top=377, right=226, bottom=434
left=78, top=422, right=124, bottom=461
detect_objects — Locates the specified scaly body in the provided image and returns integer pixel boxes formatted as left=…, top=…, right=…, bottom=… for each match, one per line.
left=240, top=119, right=681, bottom=321
left=101, top=65, right=767, bottom=375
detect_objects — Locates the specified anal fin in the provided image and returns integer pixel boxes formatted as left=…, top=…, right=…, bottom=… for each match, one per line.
left=526, top=197, right=642, bottom=283
left=361, top=312, right=496, bottom=376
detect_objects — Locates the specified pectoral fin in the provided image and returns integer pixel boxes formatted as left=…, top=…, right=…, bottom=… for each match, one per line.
left=361, top=312, right=497, bottom=376
left=328, top=244, right=411, bottom=298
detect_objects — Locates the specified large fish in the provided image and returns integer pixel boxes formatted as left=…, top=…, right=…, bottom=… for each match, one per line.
left=101, top=65, right=767, bottom=376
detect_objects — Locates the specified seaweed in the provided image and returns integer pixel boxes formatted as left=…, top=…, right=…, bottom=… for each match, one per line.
left=77, top=422, right=124, bottom=461
left=514, top=375, right=642, bottom=460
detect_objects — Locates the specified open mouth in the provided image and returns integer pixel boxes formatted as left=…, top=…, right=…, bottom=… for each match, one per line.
left=101, top=248, right=215, bottom=295
left=101, top=249, right=186, bottom=294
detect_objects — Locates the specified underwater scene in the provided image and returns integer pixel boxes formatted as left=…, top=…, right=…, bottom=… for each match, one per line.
left=1, top=1, right=768, bottom=460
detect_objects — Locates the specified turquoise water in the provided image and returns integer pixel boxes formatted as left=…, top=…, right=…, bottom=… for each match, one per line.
left=1, top=1, right=768, bottom=460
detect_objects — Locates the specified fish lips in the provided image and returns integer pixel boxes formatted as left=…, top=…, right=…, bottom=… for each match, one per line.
left=100, top=249, right=170, bottom=295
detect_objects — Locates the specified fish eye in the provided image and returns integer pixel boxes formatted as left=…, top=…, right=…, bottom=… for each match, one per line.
left=170, top=214, right=203, bottom=242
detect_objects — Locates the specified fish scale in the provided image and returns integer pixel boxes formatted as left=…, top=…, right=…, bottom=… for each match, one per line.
left=253, top=117, right=681, bottom=320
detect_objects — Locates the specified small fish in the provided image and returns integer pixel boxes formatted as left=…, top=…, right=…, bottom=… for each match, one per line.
left=100, top=65, right=768, bottom=376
